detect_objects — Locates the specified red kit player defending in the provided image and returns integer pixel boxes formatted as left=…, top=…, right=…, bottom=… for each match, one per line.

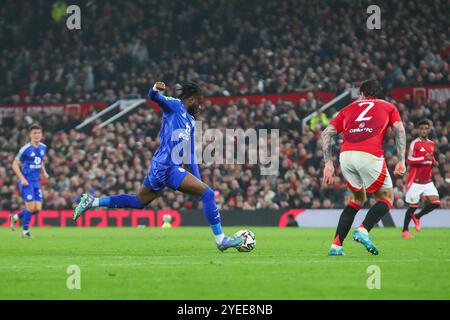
left=402, top=119, right=440, bottom=238
left=321, top=79, right=406, bottom=256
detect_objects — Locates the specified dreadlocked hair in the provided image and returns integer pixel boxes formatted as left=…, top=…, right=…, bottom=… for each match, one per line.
left=178, top=82, right=203, bottom=100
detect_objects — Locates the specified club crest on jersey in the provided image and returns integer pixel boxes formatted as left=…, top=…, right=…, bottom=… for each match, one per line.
left=40, top=150, right=45, bottom=155
left=359, top=122, right=366, bottom=128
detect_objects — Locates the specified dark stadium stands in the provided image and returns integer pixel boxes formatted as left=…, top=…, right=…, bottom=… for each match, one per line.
left=0, top=0, right=448, bottom=103
left=0, top=0, right=448, bottom=211
left=0, top=94, right=448, bottom=211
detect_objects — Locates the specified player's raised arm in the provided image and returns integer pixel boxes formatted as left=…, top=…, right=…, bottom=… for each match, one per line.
left=393, top=120, right=407, bottom=176
left=148, top=81, right=181, bottom=113
left=321, top=124, right=338, bottom=185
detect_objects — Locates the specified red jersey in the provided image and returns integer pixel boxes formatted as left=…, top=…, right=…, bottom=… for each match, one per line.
left=330, top=98, right=402, bottom=157
left=406, top=138, right=435, bottom=185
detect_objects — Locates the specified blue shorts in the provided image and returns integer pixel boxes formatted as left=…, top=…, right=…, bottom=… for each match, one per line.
left=18, top=181, right=42, bottom=202
left=143, top=162, right=188, bottom=192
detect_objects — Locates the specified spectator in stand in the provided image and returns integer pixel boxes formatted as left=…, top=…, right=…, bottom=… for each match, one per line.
left=0, top=94, right=448, bottom=211
left=0, top=0, right=448, bottom=104
left=309, top=108, right=330, bottom=132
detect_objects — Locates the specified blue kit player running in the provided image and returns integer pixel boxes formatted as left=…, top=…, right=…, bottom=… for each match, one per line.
left=10, top=124, right=49, bottom=238
left=73, top=82, right=244, bottom=251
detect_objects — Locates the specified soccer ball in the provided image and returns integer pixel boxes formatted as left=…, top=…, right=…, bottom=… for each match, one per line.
left=234, top=229, right=256, bottom=252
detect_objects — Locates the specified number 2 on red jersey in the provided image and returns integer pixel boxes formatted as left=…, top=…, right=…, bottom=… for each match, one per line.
left=355, top=102, right=375, bottom=122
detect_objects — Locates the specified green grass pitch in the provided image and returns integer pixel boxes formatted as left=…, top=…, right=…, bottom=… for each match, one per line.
left=1, top=227, right=449, bottom=299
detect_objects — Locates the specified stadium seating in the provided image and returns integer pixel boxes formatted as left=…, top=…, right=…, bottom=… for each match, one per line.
left=0, top=95, right=448, bottom=211
left=0, top=0, right=448, bottom=211
left=0, top=0, right=448, bottom=104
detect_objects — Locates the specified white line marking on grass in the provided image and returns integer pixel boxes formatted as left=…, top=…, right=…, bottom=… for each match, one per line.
left=0, top=259, right=435, bottom=270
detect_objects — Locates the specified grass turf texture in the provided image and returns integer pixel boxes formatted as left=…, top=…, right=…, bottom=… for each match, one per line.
left=0, top=227, right=449, bottom=299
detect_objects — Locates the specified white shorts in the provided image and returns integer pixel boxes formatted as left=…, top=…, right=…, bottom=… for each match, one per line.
left=339, top=151, right=392, bottom=194
left=405, top=182, right=439, bottom=205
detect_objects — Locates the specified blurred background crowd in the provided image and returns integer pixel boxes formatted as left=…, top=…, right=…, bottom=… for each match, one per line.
left=0, top=0, right=448, bottom=104
left=0, top=93, right=448, bottom=211
left=0, top=0, right=448, bottom=211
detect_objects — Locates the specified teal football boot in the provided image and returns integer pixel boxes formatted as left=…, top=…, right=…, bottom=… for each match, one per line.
left=352, top=228, right=379, bottom=255
left=73, top=193, right=95, bottom=221
left=328, top=246, right=345, bottom=256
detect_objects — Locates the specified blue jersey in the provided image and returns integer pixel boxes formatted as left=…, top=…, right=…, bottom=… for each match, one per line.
left=148, top=87, right=201, bottom=180
left=16, top=143, right=47, bottom=182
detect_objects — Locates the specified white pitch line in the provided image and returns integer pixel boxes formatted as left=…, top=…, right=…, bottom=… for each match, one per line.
left=0, top=259, right=441, bottom=270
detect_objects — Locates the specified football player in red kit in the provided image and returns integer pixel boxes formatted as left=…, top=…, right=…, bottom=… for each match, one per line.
left=402, top=119, right=440, bottom=238
left=321, top=79, right=406, bottom=256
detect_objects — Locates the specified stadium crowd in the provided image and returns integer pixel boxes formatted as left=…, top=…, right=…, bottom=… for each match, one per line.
left=0, top=93, right=448, bottom=212
left=0, top=0, right=449, bottom=104
left=0, top=0, right=448, bottom=211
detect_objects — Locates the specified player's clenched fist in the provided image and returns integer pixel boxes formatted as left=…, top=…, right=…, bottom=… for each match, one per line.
left=154, top=81, right=166, bottom=91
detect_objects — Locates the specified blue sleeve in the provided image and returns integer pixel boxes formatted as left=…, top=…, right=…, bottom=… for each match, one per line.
left=148, top=87, right=181, bottom=113
left=189, top=135, right=201, bottom=180
left=16, top=146, right=27, bottom=163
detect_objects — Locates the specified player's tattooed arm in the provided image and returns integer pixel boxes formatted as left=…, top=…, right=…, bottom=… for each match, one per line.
left=321, top=124, right=338, bottom=163
left=393, top=121, right=406, bottom=162
left=393, top=120, right=407, bottom=176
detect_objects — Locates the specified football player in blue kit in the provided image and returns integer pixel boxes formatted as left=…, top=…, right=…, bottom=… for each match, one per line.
left=73, top=82, right=244, bottom=251
left=10, top=124, right=49, bottom=238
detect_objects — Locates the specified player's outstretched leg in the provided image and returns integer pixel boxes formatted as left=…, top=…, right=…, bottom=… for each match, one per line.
left=178, top=173, right=243, bottom=251
left=73, top=186, right=159, bottom=220
left=352, top=188, right=393, bottom=255
left=402, top=205, right=417, bottom=238
left=411, top=197, right=440, bottom=232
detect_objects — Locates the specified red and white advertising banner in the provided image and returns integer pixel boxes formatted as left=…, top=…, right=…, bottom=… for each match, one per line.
left=203, top=91, right=336, bottom=106
left=0, top=92, right=337, bottom=118
left=1, top=86, right=447, bottom=117
left=1, top=208, right=449, bottom=228
left=0, top=101, right=107, bottom=118
left=391, top=85, right=450, bottom=104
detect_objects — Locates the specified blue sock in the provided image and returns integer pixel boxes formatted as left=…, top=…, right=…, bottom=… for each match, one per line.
left=108, top=194, right=146, bottom=209
left=99, top=197, right=110, bottom=207
left=18, top=209, right=27, bottom=220
left=22, top=210, right=33, bottom=231
left=201, top=188, right=224, bottom=242
left=211, top=223, right=223, bottom=236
